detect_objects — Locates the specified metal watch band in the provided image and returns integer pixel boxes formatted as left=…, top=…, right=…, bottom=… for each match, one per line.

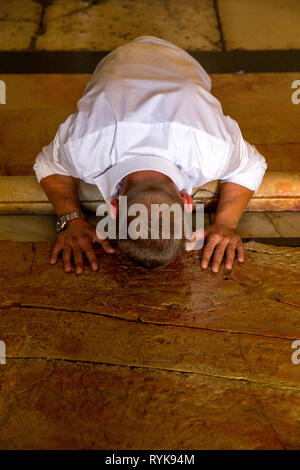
left=56, top=211, right=86, bottom=234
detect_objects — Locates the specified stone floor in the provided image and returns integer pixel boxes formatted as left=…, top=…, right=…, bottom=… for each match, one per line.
left=0, top=0, right=300, bottom=51
left=0, top=240, right=299, bottom=449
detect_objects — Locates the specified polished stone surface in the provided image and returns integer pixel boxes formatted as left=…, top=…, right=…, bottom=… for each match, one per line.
left=0, top=215, right=57, bottom=241
left=0, top=240, right=299, bottom=449
left=218, top=0, right=300, bottom=50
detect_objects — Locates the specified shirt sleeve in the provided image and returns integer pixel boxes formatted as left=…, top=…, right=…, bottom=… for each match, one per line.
left=33, top=114, right=79, bottom=183
left=221, top=116, right=267, bottom=192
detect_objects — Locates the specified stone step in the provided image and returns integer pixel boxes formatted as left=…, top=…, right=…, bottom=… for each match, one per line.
left=0, top=73, right=299, bottom=176
left=0, top=172, right=299, bottom=215
left=0, top=212, right=299, bottom=242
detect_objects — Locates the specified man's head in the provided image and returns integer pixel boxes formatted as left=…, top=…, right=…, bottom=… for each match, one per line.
left=110, top=171, right=193, bottom=270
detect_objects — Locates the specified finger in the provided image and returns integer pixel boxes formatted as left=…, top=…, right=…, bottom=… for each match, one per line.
left=201, top=238, right=218, bottom=269
left=211, top=241, right=228, bottom=273
left=62, top=246, right=72, bottom=273
left=72, top=246, right=84, bottom=275
left=236, top=242, right=244, bottom=263
left=93, top=230, right=115, bottom=253
left=84, top=245, right=99, bottom=271
left=225, top=242, right=236, bottom=270
left=50, top=241, right=62, bottom=264
left=100, top=239, right=115, bottom=254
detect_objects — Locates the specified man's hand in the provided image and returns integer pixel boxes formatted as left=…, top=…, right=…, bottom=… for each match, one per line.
left=201, top=223, right=244, bottom=273
left=199, top=182, right=253, bottom=272
left=50, top=218, right=114, bottom=275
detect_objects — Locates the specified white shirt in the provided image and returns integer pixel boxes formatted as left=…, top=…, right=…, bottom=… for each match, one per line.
left=33, top=35, right=267, bottom=203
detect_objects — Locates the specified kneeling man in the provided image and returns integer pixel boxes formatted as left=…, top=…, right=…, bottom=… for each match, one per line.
left=33, top=36, right=267, bottom=274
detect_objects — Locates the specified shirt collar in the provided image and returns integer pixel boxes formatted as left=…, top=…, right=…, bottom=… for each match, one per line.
left=93, top=155, right=193, bottom=202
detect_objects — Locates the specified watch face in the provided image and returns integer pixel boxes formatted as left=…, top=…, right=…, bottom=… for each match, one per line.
left=56, top=219, right=66, bottom=233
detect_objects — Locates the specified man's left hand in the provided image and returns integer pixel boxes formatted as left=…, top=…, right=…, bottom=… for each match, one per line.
left=201, top=223, right=244, bottom=273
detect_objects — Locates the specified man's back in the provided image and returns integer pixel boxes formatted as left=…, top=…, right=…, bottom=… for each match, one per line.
left=34, top=36, right=266, bottom=202
left=76, top=35, right=229, bottom=139
left=33, top=36, right=267, bottom=274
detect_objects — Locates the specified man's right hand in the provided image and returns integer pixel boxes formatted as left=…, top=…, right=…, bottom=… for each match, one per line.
left=50, top=218, right=114, bottom=275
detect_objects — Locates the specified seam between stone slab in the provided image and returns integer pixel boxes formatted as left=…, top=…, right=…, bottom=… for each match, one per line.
left=28, top=0, right=50, bottom=50
left=5, top=356, right=300, bottom=392
left=1, top=302, right=298, bottom=341
left=213, top=0, right=226, bottom=51
left=264, top=212, right=282, bottom=237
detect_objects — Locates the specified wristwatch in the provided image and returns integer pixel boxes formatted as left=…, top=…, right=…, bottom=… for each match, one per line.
left=56, top=211, right=86, bottom=234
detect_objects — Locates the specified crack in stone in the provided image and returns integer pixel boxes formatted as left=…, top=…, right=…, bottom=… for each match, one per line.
left=5, top=356, right=300, bottom=393
left=245, top=245, right=300, bottom=257
left=30, top=242, right=36, bottom=274
left=0, top=302, right=298, bottom=341
left=264, top=212, right=281, bottom=237
left=245, top=247, right=281, bottom=254
left=256, top=398, right=287, bottom=450
left=14, top=367, right=56, bottom=396
left=227, top=269, right=300, bottom=311
left=144, top=321, right=299, bottom=341
left=55, top=1, right=95, bottom=20
left=238, top=334, right=254, bottom=378
left=49, top=0, right=107, bottom=21
left=269, top=295, right=300, bottom=310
